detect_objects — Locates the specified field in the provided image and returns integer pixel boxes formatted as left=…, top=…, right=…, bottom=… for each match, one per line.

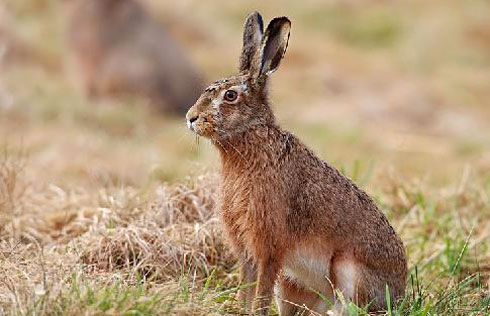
left=1, top=0, right=490, bottom=314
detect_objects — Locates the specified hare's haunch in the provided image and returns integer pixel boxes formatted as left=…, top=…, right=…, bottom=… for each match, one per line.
left=186, top=12, right=407, bottom=315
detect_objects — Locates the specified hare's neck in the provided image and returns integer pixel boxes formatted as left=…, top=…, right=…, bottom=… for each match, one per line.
left=216, top=125, right=282, bottom=172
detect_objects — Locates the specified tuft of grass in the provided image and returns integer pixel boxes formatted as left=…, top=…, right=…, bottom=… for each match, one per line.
left=19, top=270, right=243, bottom=316
left=0, top=146, right=27, bottom=234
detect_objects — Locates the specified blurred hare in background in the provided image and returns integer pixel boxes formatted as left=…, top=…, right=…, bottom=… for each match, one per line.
left=66, top=0, right=204, bottom=114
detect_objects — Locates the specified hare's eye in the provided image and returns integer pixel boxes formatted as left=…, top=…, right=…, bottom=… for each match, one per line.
left=224, top=90, right=238, bottom=102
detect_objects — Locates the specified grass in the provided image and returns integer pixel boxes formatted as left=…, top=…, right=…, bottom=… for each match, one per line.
left=1, top=0, right=490, bottom=314
left=0, top=140, right=488, bottom=315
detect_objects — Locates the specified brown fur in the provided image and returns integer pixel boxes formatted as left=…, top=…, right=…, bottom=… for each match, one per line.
left=66, top=0, right=204, bottom=114
left=186, top=12, right=407, bottom=315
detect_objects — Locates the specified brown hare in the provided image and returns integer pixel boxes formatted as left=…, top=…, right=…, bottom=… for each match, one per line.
left=186, top=12, right=407, bottom=315
left=66, top=0, right=204, bottom=114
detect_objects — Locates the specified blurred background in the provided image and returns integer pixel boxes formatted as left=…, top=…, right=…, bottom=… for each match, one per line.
left=1, top=1, right=490, bottom=313
left=1, top=0, right=489, bottom=188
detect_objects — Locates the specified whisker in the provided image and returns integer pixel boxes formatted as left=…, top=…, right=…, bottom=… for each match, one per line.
left=195, top=134, right=201, bottom=161
left=214, top=139, right=228, bottom=154
left=175, top=127, right=191, bottom=144
left=224, top=139, right=250, bottom=168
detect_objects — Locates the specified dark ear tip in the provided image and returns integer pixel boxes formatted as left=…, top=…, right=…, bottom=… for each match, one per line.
left=245, top=11, right=262, bottom=23
left=264, top=17, right=291, bottom=37
left=270, top=16, right=291, bottom=28
left=245, top=11, right=264, bottom=29
left=248, top=11, right=261, bottom=18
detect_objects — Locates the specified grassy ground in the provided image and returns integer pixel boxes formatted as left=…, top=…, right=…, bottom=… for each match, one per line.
left=1, top=0, right=490, bottom=314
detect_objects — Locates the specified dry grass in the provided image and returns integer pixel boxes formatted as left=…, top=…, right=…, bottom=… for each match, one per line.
left=0, top=150, right=489, bottom=315
left=80, top=175, right=234, bottom=281
left=0, top=164, right=238, bottom=314
left=0, top=148, right=27, bottom=233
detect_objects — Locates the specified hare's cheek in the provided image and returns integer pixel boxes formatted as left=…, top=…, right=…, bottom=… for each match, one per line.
left=224, top=113, right=242, bottom=132
left=220, top=105, right=240, bottom=126
left=200, top=113, right=216, bottom=133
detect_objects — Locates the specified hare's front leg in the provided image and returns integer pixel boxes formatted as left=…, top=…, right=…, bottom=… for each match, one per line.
left=237, top=258, right=257, bottom=311
left=253, top=258, right=280, bottom=315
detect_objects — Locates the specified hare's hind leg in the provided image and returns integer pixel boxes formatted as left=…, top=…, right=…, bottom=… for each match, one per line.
left=353, top=266, right=406, bottom=312
left=331, top=259, right=400, bottom=312
left=331, top=259, right=369, bottom=311
left=274, top=275, right=329, bottom=316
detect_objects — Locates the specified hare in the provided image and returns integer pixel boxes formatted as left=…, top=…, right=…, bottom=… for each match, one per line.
left=186, top=12, right=407, bottom=315
left=66, top=0, right=204, bottom=114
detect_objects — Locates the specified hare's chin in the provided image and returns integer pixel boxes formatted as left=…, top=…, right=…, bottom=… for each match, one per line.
left=187, top=121, right=201, bottom=135
left=188, top=125, right=207, bottom=137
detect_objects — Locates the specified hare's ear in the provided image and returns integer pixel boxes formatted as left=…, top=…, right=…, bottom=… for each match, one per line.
left=239, top=11, right=264, bottom=72
left=255, top=17, right=291, bottom=80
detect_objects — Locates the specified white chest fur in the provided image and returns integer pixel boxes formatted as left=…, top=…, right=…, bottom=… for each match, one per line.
left=282, top=246, right=333, bottom=295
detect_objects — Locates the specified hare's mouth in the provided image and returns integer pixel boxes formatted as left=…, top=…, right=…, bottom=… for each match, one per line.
left=187, top=115, right=216, bottom=137
left=187, top=119, right=212, bottom=138
left=186, top=115, right=200, bottom=133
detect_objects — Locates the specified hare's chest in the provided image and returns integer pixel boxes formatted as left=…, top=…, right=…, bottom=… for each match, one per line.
left=219, top=176, right=273, bottom=217
left=220, top=181, right=250, bottom=218
left=219, top=181, right=253, bottom=238
left=219, top=179, right=277, bottom=252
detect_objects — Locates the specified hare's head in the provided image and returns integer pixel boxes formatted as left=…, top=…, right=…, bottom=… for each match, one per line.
left=186, top=12, right=290, bottom=141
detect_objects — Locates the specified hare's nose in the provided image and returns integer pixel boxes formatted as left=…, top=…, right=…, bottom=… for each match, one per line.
left=187, top=115, right=198, bottom=131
